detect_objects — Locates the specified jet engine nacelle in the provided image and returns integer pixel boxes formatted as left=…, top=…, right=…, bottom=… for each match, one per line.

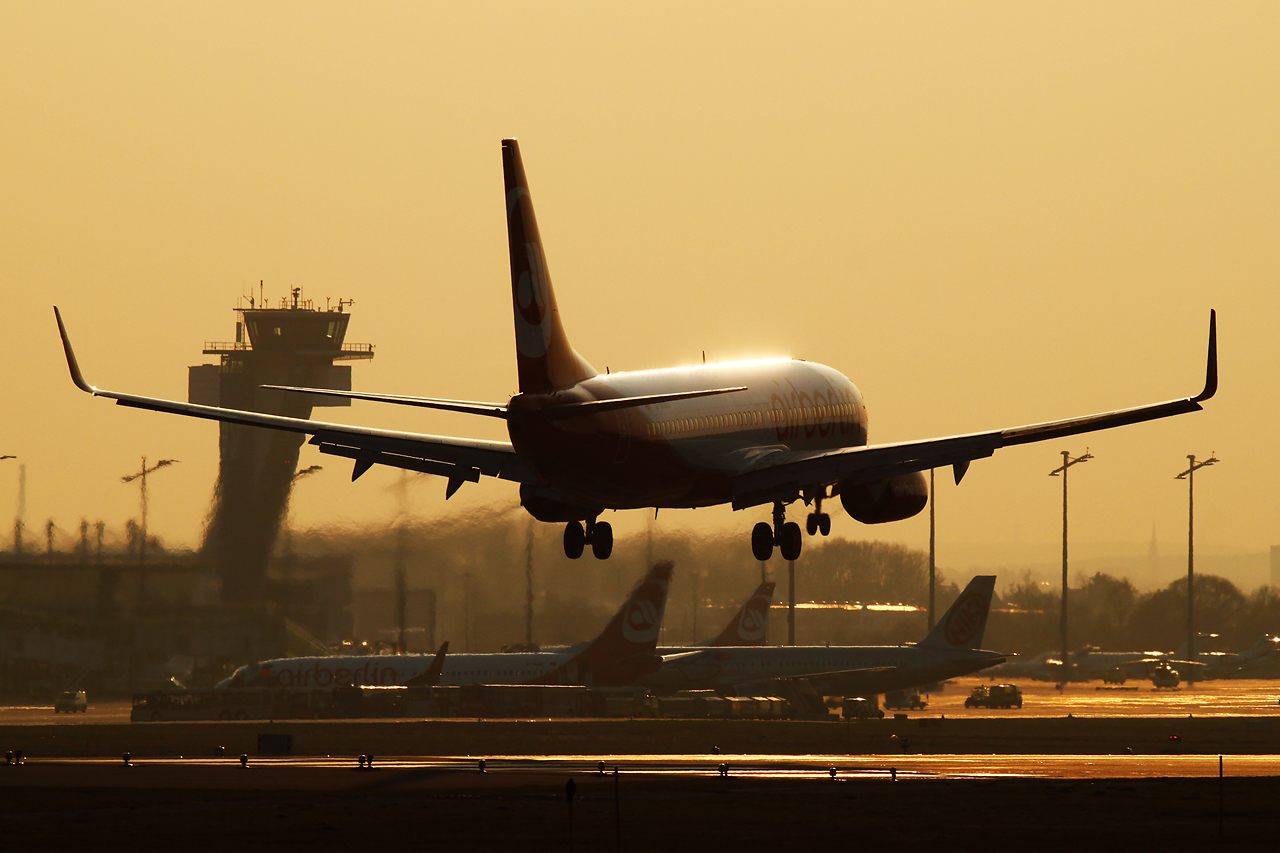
left=839, top=471, right=929, bottom=524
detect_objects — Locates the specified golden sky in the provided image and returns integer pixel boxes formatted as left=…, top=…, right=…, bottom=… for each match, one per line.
left=2, top=2, right=1276, bottom=564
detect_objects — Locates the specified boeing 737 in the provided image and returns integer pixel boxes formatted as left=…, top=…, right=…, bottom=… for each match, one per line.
left=54, top=139, right=1218, bottom=562
left=642, top=575, right=1004, bottom=695
left=223, top=561, right=672, bottom=689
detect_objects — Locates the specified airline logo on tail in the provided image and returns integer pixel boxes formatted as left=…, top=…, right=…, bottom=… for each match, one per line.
left=921, top=576, right=996, bottom=650
left=508, top=187, right=552, bottom=358
left=944, top=590, right=989, bottom=647
left=738, top=597, right=769, bottom=642
left=621, top=576, right=668, bottom=644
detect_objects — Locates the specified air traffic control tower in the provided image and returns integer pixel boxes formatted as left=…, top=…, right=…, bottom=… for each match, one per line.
left=189, top=288, right=373, bottom=606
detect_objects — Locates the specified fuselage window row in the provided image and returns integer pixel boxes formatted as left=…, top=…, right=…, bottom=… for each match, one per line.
left=642, top=402, right=857, bottom=437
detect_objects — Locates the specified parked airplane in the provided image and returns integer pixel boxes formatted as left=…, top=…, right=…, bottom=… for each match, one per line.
left=990, top=635, right=1280, bottom=683
left=221, top=561, right=673, bottom=689
left=642, top=575, right=1004, bottom=695
left=54, top=139, right=1218, bottom=562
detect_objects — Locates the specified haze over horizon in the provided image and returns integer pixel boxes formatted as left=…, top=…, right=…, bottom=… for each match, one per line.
left=3, top=3, right=1276, bottom=569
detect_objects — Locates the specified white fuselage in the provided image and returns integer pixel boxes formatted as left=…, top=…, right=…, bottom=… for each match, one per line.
left=230, top=648, right=590, bottom=689
left=643, top=644, right=1005, bottom=695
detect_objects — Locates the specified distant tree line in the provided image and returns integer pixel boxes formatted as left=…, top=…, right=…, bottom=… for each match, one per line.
left=994, top=571, right=1280, bottom=656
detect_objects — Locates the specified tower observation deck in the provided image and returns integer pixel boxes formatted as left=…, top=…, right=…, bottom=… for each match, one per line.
left=189, top=287, right=373, bottom=607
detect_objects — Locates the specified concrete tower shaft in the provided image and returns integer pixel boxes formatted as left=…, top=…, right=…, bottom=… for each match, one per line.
left=190, top=289, right=373, bottom=606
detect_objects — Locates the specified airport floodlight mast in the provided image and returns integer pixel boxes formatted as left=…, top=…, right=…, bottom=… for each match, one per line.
left=1176, top=453, right=1219, bottom=673
left=928, top=468, right=936, bottom=631
left=120, top=456, right=178, bottom=565
left=1049, top=449, right=1093, bottom=685
left=2, top=455, right=14, bottom=555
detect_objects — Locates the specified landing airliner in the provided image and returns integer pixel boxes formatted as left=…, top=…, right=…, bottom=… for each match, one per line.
left=55, top=139, right=1218, bottom=562
left=642, top=575, right=1004, bottom=695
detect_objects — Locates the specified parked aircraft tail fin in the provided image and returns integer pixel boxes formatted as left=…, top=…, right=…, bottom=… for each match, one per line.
left=1240, top=635, right=1280, bottom=660
left=405, top=641, right=450, bottom=687
left=920, top=576, right=996, bottom=650
left=502, top=139, right=597, bottom=393
left=706, top=581, right=775, bottom=646
left=535, top=561, right=673, bottom=687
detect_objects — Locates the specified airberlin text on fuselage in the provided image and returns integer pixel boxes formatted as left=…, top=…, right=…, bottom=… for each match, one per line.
left=770, top=378, right=859, bottom=441
left=269, top=660, right=404, bottom=688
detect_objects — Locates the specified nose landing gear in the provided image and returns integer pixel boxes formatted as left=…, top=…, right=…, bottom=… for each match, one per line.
left=564, top=518, right=613, bottom=560
left=805, top=493, right=831, bottom=537
left=751, top=502, right=802, bottom=562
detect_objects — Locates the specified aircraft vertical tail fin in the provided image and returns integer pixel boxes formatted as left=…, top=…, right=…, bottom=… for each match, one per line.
left=405, top=641, right=449, bottom=687
left=705, top=581, right=775, bottom=646
left=920, top=576, right=996, bottom=650
left=1241, top=635, right=1280, bottom=660
left=502, top=139, right=597, bottom=393
left=537, top=561, right=673, bottom=687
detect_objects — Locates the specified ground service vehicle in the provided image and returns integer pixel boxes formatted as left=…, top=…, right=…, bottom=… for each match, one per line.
left=883, top=689, right=927, bottom=710
left=54, top=690, right=86, bottom=713
left=1150, top=662, right=1181, bottom=689
left=965, top=684, right=1023, bottom=709
left=841, top=696, right=885, bottom=719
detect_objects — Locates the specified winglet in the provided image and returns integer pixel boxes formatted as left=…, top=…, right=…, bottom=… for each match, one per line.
left=53, top=307, right=95, bottom=394
left=1193, top=309, right=1217, bottom=403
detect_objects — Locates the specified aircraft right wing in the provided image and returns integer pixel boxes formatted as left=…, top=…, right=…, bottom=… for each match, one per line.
left=731, top=311, right=1217, bottom=509
left=54, top=308, right=535, bottom=494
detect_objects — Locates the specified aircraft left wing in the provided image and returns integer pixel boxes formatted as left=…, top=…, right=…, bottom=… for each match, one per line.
left=734, top=665, right=897, bottom=696
left=54, top=308, right=534, bottom=493
left=731, top=311, right=1217, bottom=509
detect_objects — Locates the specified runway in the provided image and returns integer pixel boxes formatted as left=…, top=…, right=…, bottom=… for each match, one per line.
left=8, top=678, right=1280, bottom=726
left=9, top=752, right=1278, bottom=782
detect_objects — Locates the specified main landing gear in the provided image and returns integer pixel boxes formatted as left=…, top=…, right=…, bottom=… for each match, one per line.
left=564, top=517, right=613, bottom=560
left=751, top=502, right=802, bottom=562
left=751, top=492, right=833, bottom=562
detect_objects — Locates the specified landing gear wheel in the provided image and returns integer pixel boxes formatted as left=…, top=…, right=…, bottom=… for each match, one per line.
left=591, top=521, right=613, bottom=559
left=751, top=522, right=775, bottom=561
left=805, top=514, right=818, bottom=536
left=563, top=521, right=585, bottom=559
left=779, top=521, right=803, bottom=560
left=818, top=513, right=831, bottom=536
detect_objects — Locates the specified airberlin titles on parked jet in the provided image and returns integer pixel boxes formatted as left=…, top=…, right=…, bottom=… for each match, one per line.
left=54, top=139, right=1218, bottom=562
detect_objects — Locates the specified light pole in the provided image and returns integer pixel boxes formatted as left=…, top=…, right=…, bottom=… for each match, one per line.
left=1176, top=453, right=1218, bottom=671
left=1049, top=449, right=1093, bottom=683
left=2, top=456, right=16, bottom=557
left=121, top=456, right=178, bottom=564
left=928, top=468, right=936, bottom=631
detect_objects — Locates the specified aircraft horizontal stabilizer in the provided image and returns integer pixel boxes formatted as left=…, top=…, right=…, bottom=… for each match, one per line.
left=262, top=385, right=509, bottom=418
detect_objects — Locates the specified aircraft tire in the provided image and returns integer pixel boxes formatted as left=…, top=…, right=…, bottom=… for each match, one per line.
left=751, top=522, right=774, bottom=561
left=564, top=521, right=586, bottom=559
left=591, top=521, right=613, bottom=559
left=805, top=514, right=818, bottom=536
left=779, top=522, right=802, bottom=560
left=818, top=513, right=831, bottom=536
